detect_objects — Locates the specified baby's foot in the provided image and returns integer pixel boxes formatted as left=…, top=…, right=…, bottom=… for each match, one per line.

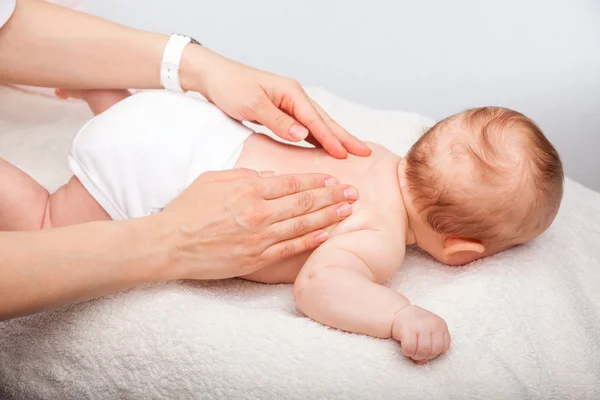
left=55, top=89, right=132, bottom=115
left=55, top=88, right=90, bottom=100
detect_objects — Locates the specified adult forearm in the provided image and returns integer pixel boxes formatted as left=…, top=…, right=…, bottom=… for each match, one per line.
left=0, top=0, right=169, bottom=89
left=0, top=1, right=370, bottom=157
left=0, top=217, right=172, bottom=321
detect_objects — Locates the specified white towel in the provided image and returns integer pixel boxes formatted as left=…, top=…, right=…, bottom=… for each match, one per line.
left=0, top=86, right=598, bottom=400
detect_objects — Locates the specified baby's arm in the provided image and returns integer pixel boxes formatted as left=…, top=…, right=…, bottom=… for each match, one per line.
left=294, top=230, right=450, bottom=363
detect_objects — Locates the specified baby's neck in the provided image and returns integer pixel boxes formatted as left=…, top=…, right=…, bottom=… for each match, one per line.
left=396, top=159, right=418, bottom=245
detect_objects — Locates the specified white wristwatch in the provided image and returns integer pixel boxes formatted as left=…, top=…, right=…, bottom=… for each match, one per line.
left=160, top=33, right=201, bottom=92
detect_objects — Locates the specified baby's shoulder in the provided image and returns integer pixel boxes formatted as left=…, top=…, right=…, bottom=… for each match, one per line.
left=330, top=207, right=381, bottom=235
left=324, top=225, right=406, bottom=281
left=332, top=209, right=405, bottom=250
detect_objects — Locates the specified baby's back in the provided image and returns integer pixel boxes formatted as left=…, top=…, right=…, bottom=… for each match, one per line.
left=69, top=91, right=405, bottom=284
left=236, top=134, right=404, bottom=283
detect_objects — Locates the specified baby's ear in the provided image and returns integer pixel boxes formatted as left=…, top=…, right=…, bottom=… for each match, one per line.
left=441, top=237, right=485, bottom=265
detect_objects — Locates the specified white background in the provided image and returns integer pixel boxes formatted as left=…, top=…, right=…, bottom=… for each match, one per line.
left=81, top=0, right=600, bottom=191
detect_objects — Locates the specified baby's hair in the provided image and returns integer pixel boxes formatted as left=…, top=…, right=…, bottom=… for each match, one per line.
left=404, top=107, right=563, bottom=248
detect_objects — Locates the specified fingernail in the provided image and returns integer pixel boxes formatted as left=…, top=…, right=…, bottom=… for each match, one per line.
left=344, top=186, right=358, bottom=200
left=258, top=170, right=275, bottom=177
left=337, top=203, right=352, bottom=218
left=314, top=231, right=329, bottom=243
left=289, top=124, right=308, bottom=141
left=325, top=177, right=338, bottom=187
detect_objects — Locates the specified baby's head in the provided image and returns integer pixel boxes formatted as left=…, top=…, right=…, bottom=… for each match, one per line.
left=399, top=107, right=563, bottom=265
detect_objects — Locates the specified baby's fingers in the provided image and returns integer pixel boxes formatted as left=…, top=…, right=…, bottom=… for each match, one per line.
left=443, top=331, right=451, bottom=353
left=429, top=332, right=445, bottom=360
left=399, top=330, right=418, bottom=359
left=412, top=333, right=432, bottom=362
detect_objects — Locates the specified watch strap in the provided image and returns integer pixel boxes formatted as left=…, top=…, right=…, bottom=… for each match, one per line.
left=160, top=34, right=198, bottom=92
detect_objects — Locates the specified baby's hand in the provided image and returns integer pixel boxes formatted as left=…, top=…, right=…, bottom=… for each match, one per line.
left=392, top=305, right=451, bottom=364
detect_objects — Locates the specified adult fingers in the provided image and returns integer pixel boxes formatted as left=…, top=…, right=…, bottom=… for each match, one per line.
left=259, top=228, right=331, bottom=263
left=268, top=185, right=358, bottom=223
left=196, top=168, right=259, bottom=183
left=309, top=99, right=372, bottom=157
left=268, top=202, right=353, bottom=242
left=257, top=173, right=340, bottom=200
left=251, top=92, right=311, bottom=143
left=287, top=89, right=347, bottom=159
left=303, top=134, right=323, bottom=148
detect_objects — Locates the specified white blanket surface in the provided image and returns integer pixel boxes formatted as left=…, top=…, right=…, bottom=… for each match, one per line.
left=0, top=86, right=599, bottom=400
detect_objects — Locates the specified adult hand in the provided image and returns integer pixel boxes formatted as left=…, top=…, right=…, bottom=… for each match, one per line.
left=0, top=1, right=370, bottom=159
left=158, top=168, right=358, bottom=280
left=181, top=47, right=372, bottom=159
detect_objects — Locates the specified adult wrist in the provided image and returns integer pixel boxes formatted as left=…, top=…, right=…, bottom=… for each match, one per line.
left=125, top=216, right=180, bottom=282
left=178, top=43, right=214, bottom=95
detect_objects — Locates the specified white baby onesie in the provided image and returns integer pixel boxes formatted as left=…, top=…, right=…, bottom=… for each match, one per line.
left=68, top=91, right=253, bottom=220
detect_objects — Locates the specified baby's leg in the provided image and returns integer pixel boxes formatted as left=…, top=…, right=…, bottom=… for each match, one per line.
left=0, top=158, right=50, bottom=230
left=48, top=176, right=111, bottom=228
left=56, top=89, right=131, bottom=115
left=0, top=158, right=110, bottom=230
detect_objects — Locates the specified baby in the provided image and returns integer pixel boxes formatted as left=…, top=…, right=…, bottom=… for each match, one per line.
left=0, top=89, right=564, bottom=364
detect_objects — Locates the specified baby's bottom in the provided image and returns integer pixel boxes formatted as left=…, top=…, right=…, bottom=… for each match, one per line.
left=0, top=89, right=130, bottom=231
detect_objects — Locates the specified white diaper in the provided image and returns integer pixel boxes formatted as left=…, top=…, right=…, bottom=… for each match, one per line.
left=68, top=91, right=253, bottom=220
